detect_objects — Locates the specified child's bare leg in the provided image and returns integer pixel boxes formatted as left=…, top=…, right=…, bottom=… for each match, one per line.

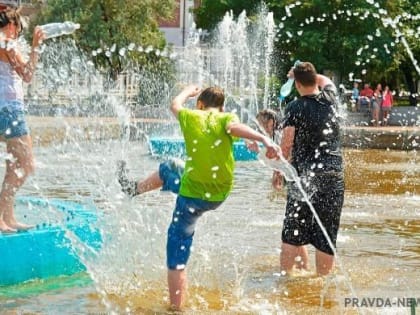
left=1, top=136, right=34, bottom=231
left=168, top=269, right=187, bottom=310
left=383, top=110, right=389, bottom=125
left=136, top=171, right=162, bottom=194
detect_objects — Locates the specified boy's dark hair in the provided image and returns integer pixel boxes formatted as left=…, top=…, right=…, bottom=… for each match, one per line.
left=293, top=62, right=317, bottom=87
left=197, top=87, right=225, bottom=108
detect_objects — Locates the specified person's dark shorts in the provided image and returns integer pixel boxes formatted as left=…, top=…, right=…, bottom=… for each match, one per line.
left=282, top=172, right=344, bottom=255
left=0, top=105, right=29, bottom=139
left=159, top=158, right=185, bottom=194
left=371, top=101, right=380, bottom=110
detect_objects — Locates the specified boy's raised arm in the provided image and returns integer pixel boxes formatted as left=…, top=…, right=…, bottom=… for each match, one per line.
left=170, top=85, right=201, bottom=119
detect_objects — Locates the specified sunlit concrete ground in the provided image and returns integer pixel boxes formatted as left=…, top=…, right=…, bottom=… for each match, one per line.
left=26, top=116, right=419, bottom=150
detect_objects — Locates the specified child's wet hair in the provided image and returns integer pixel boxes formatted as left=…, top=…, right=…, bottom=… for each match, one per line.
left=256, top=109, right=281, bottom=131
left=197, top=87, right=225, bottom=108
left=0, top=7, right=23, bottom=34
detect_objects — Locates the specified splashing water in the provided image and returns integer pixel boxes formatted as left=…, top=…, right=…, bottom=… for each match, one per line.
left=2, top=3, right=417, bottom=314
left=256, top=148, right=365, bottom=314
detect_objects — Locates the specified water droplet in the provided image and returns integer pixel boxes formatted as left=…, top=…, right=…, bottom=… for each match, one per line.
left=14, top=168, right=25, bottom=179
left=119, top=47, right=126, bottom=57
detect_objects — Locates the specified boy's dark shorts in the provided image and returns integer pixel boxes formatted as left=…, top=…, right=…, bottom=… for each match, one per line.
left=282, top=172, right=344, bottom=255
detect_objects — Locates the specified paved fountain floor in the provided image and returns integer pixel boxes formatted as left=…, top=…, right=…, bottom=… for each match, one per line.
left=26, top=116, right=419, bottom=150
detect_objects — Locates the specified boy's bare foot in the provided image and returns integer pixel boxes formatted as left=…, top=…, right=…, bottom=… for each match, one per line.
left=116, top=160, right=139, bottom=197
left=0, top=219, right=17, bottom=233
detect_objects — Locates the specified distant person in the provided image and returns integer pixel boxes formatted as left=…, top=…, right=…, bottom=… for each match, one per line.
left=372, top=83, right=382, bottom=126
left=276, top=62, right=344, bottom=276
left=117, top=85, right=278, bottom=310
left=381, top=85, right=393, bottom=126
left=358, top=83, right=374, bottom=113
left=0, top=6, right=44, bottom=232
left=351, top=82, right=359, bottom=112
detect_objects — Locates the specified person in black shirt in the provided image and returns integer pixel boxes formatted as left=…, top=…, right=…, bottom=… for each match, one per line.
left=278, top=62, right=344, bottom=276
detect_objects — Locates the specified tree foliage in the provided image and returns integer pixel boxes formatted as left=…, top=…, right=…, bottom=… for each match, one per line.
left=194, top=0, right=261, bottom=31
left=194, top=0, right=419, bottom=99
left=32, top=0, right=176, bottom=76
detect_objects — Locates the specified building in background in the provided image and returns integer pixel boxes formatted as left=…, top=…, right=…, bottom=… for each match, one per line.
left=159, top=0, right=200, bottom=47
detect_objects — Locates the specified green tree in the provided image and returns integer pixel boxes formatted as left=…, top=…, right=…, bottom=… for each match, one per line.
left=194, top=0, right=261, bottom=31
left=390, top=0, right=419, bottom=105
left=32, top=0, right=176, bottom=77
left=194, top=0, right=419, bottom=103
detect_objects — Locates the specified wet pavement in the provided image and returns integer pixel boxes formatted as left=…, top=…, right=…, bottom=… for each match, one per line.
left=26, top=116, right=419, bottom=150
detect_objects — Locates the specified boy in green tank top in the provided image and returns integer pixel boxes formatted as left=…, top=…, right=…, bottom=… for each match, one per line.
left=117, top=84, right=278, bottom=310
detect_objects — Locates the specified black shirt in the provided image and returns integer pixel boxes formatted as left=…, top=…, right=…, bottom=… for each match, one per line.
left=282, top=84, right=343, bottom=175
